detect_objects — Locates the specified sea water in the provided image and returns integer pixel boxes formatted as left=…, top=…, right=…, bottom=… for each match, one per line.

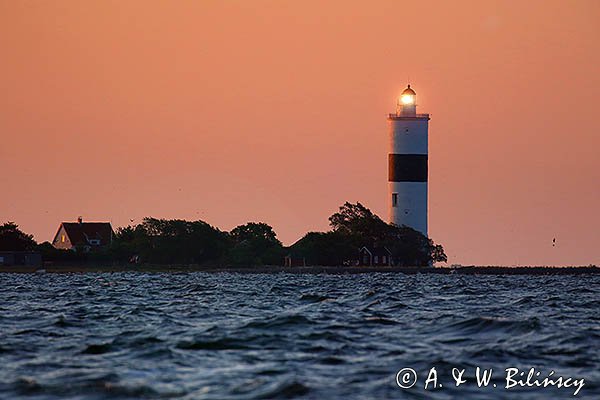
left=0, top=272, right=598, bottom=399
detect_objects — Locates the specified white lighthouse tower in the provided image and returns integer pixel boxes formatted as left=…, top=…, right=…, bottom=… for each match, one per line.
left=388, top=84, right=429, bottom=236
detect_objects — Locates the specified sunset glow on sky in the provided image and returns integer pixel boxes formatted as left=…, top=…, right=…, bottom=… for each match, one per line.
left=1, top=0, right=599, bottom=266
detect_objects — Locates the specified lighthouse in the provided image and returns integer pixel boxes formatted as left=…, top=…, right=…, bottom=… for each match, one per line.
left=388, top=84, right=429, bottom=236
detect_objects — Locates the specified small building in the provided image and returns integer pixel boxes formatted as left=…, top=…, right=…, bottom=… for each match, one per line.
left=0, top=251, right=42, bottom=267
left=52, top=217, right=114, bottom=252
left=284, top=253, right=306, bottom=267
left=358, top=246, right=392, bottom=266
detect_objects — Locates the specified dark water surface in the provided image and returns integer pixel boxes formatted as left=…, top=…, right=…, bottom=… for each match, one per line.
left=0, top=273, right=598, bottom=399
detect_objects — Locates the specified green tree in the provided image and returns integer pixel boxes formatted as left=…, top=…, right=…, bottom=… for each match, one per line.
left=326, top=202, right=447, bottom=266
left=228, top=222, right=284, bottom=266
left=109, top=225, right=146, bottom=263
left=384, top=225, right=447, bottom=266
left=230, top=222, right=280, bottom=245
left=112, top=218, right=229, bottom=264
left=328, top=202, right=394, bottom=248
left=37, top=241, right=85, bottom=263
left=0, top=222, right=37, bottom=251
left=329, top=202, right=388, bottom=235
left=431, top=244, right=447, bottom=263
left=288, top=231, right=356, bottom=266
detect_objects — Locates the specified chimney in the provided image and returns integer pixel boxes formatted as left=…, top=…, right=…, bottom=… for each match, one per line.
left=77, top=216, right=83, bottom=224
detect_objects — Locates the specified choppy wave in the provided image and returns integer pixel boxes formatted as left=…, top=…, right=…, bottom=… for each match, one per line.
left=0, top=272, right=598, bottom=399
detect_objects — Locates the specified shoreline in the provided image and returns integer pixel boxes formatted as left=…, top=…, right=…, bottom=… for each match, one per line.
left=0, top=265, right=598, bottom=275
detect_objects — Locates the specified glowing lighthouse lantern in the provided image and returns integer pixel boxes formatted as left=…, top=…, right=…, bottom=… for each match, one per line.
left=398, top=85, right=417, bottom=115
left=388, top=84, right=429, bottom=236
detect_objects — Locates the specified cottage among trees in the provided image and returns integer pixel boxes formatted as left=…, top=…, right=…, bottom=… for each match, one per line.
left=52, top=217, right=113, bottom=252
left=287, top=202, right=447, bottom=266
left=358, top=246, right=392, bottom=266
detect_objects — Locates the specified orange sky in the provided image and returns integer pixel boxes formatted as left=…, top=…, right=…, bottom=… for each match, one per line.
left=1, top=0, right=599, bottom=266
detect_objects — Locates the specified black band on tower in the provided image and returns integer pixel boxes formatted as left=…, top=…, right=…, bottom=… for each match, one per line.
left=388, top=154, right=428, bottom=182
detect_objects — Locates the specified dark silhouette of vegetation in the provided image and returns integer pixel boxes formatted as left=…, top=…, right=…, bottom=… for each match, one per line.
left=112, top=218, right=229, bottom=264
left=0, top=222, right=36, bottom=251
left=108, top=219, right=285, bottom=266
left=228, top=222, right=284, bottom=266
left=36, top=241, right=91, bottom=263
left=288, top=231, right=356, bottom=266
left=290, top=202, right=447, bottom=266
left=2, top=202, right=446, bottom=267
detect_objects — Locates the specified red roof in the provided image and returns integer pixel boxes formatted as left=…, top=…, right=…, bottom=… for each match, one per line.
left=59, top=222, right=113, bottom=246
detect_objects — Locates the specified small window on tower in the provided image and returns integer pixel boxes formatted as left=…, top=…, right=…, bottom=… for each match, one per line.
left=61, top=234, right=65, bottom=243
left=392, top=193, right=398, bottom=207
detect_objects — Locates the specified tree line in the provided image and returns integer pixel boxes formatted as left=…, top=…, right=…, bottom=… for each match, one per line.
left=0, top=202, right=447, bottom=267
